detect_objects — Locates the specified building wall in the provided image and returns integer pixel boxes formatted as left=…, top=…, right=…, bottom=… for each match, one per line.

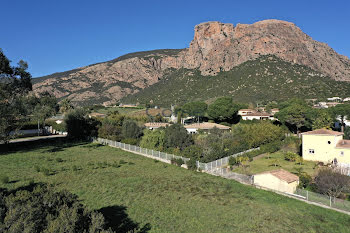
left=302, top=134, right=344, bottom=163
left=253, top=173, right=298, bottom=193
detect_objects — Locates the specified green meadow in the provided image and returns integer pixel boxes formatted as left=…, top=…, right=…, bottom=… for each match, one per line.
left=1, top=140, right=350, bottom=233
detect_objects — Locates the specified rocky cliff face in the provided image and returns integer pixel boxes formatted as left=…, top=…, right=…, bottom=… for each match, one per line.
left=33, top=19, right=350, bottom=105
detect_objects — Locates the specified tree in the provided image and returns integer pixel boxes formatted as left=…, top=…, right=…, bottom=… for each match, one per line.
left=32, top=92, right=58, bottom=129
left=121, top=120, right=143, bottom=139
left=164, top=124, right=193, bottom=150
left=329, top=104, right=350, bottom=132
left=59, top=98, right=74, bottom=114
left=314, top=168, right=350, bottom=198
left=0, top=49, right=32, bottom=143
left=207, top=97, right=245, bottom=123
left=140, top=129, right=165, bottom=150
left=181, top=101, right=207, bottom=121
left=309, top=109, right=334, bottom=130
left=275, top=103, right=312, bottom=135
left=65, top=108, right=99, bottom=139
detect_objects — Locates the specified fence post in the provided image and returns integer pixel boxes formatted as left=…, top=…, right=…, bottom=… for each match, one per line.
left=330, top=196, right=332, bottom=207
left=165, top=153, right=168, bottom=160
left=159, top=151, right=160, bottom=158
left=146, top=148, right=148, bottom=155
left=306, top=191, right=308, bottom=201
left=129, top=144, right=131, bottom=151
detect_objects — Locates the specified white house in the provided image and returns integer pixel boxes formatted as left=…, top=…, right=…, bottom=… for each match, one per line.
left=241, top=112, right=275, bottom=121
left=184, top=122, right=231, bottom=134
left=238, top=109, right=256, bottom=115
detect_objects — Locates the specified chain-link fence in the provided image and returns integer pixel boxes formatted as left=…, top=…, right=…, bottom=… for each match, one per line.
left=196, top=147, right=260, bottom=171
left=93, top=137, right=190, bottom=163
left=93, top=137, right=350, bottom=214
left=209, top=167, right=253, bottom=184
left=295, top=188, right=350, bottom=212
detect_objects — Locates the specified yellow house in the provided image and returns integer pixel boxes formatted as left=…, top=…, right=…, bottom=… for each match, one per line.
left=302, top=129, right=350, bottom=165
left=253, top=169, right=299, bottom=193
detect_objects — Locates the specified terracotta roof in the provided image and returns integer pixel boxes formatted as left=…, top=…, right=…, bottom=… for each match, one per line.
left=184, top=122, right=231, bottom=130
left=144, top=122, right=170, bottom=128
left=243, top=112, right=273, bottom=117
left=302, top=129, right=343, bottom=136
left=336, top=140, right=350, bottom=149
left=239, top=109, right=255, bottom=112
left=257, top=169, right=299, bottom=183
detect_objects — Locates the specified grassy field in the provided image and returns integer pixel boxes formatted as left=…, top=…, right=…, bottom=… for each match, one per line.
left=1, top=140, right=350, bottom=232
left=233, top=152, right=319, bottom=176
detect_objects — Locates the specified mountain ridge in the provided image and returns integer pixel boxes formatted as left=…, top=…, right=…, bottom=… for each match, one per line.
left=33, top=19, right=350, bottom=105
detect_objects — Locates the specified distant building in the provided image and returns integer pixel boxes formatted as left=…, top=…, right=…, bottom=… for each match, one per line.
left=238, top=109, right=256, bottom=115
left=302, top=129, right=350, bottom=165
left=241, top=112, right=275, bottom=121
left=88, top=112, right=106, bottom=118
left=144, top=122, right=170, bottom=130
left=253, top=169, right=299, bottom=194
left=343, top=97, right=350, bottom=102
left=327, top=97, right=342, bottom=102
left=270, top=108, right=280, bottom=115
left=184, top=122, right=231, bottom=134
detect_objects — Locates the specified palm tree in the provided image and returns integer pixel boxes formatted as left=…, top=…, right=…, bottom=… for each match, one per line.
left=59, top=98, right=74, bottom=114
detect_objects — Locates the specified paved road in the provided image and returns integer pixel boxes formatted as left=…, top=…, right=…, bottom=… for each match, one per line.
left=8, top=135, right=67, bottom=144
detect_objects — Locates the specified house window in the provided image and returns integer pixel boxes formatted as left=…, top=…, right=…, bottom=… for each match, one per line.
left=328, top=141, right=331, bottom=144
left=340, top=151, right=344, bottom=156
left=309, top=149, right=315, bottom=154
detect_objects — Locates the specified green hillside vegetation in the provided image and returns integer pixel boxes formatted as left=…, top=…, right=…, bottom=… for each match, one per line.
left=1, top=141, right=350, bottom=232
left=122, top=55, right=350, bottom=106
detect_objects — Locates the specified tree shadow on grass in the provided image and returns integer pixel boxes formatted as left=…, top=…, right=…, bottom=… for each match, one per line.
left=0, top=138, right=90, bottom=155
left=98, top=206, right=151, bottom=233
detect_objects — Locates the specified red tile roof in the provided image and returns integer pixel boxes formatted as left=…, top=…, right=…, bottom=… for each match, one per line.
left=302, top=129, right=343, bottom=136
left=336, top=140, right=350, bottom=149
left=257, top=169, right=299, bottom=183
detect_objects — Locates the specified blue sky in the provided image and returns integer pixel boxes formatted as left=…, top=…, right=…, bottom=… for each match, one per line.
left=2, top=0, right=350, bottom=78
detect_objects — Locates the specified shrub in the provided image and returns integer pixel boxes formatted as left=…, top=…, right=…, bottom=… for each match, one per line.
left=229, top=156, right=249, bottom=166
left=34, top=165, right=41, bottom=172
left=314, top=168, right=350, bottom=198
left=186, top=159, right=197, bottom=170
left=298, top=173, right=312, bottom=188
left=284, top=152, right=299, bottom=162
left=171, top=158, right=184, bottom=166
left=119, top=160, right=127, bottom=165
left=55, top=158, right=63, bottom=163
left=28, top=178, right=35, bottom=185
left=0, top=175, right=9, bottom=184
left=42, top=168, right=50, bottom=176
left=65, top=108, right=100, bottom=139
left=121, top=138, right=139, bottom=145
left=72, top=165, right=78, bottom=172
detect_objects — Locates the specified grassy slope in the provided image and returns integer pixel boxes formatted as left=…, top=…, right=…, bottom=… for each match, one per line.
left=122, top=55, right=350, bottom=107
left=1, top=141, right=350, bottom=232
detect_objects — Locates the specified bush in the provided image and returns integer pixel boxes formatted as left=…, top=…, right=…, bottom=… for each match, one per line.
left=0, top=184, right=113, bottom=232
left=34, top=165, right=41, bottom=172
left=65, top=108, right=100, bottom=139
left=72, top=165, right=78, bottom=172
left=0, top=175, right=9, bottom=184
left=284, top=152, right=299, bottom=162
left=186, top=159, right=197, bottom=170
left=314, top=168, right=350, bottom=198
left=55, top=158, right=63, bottom=163
left=41, top=168, right=50, bottom=176
left=171, top=158, right=184, bottom=166
left=121, top=138, right=139, bottom=145
left=298, top=173, right=312, bottom=188
left=229, top=156, right=249, bottom=166
left=119, top=160, right=127, bottom=165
